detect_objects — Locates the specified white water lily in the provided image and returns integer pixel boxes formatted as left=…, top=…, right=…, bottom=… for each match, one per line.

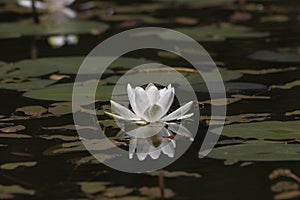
left=106, top=83, right=194, bottom=124
left=48, top=34, right=78, bottom=48
left=18, top=0, right=76, bottom=18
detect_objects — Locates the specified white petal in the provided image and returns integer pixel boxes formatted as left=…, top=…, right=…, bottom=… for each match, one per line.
left=143, top=104, right=164, bottom=122
left=48, top=36, right=65, bottom=48
left=134, top=87, right=150, bottom=119
left=156, top=85, right=174, bottom=117
left=146, top=83, right=160, bottom=105
left=110, top=100, right=140, bottom=120
left=167, top=123, right=194, bottom=141
left=104, top=112, right=135, bottom=121
left=18, top=0, right=46, bottom=9
left=127, top=84, right=140, bottom=117
left=62, top=8, right=77, bottom=18
left=65, top=35, right=78, bottom=45
left=161, top=101, right=193, bottom=121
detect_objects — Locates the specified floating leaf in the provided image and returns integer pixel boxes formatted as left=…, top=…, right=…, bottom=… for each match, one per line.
left=0, top=125, right=26, bottom=133
left=40, top=135, right=79, bottom=142
left=0, top=79, right=56, bottom=91
left=208, top=143, right=300, bottom=161
left=217, top=121, right=300, bottom=140
left=0, top=133, right=31, bottom=139
left=48, top=102, right=74, bottom=116
left=274, top=190, right=300, bottom=200
left=0, top=185, right=35, bottom=195
left=236, top=67, right=297, bottom=75
left=0, top=21, right=109, bottom=38
left=271, top=181, right=298, bottom=193
left=146, top=170, right=201, bottom=178
left=0, top=162, right=37, bottom=170
left=139, top=187, right=175, bottom=199
left=16, top=106, right=47, bottom=116
left=43, top=139, right=115, bottom=156
left=249, top=50, right=300, bottom=63
left=78, top=182, right=109, bottom=194
left=104, top=186, right=134, bottom=198
left=23, top=83, right=116, bottom=102
left=270, top=80, right=300, bottom=90
left=156, top=23, right=269, bottom=42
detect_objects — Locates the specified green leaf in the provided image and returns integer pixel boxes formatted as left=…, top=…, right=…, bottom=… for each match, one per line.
left=78, top=182, right=109, bottom=194
left=207, top=143, right=300, bottom=161
left=217, top=121, right=300, bottom=140
left=23, top=83, right=117, bottom=102
left=249, top=50, right=300, bottom=63
left=0, top=21, right=109, bottom=38
left=0, top=162, right=37, bottom=170
left=0, top=79, right=56, bottom=91
left=0, top=185, right=35, bottom=195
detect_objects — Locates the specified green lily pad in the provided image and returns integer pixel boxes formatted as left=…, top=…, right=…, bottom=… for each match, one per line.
left=0, top=184, right=35, bottom=195
left=7, top=56, right=152, bottom=76
left=0, top=61, right=14, bottom=77
left=5, top=60, right=59, bottom=78
left=23, top=83, right=117, bottom=102
left=0, top=79, right=56, bottom=91
left=217, top=121, right=300, bottom=140
left=249, top=50, right=300, bottom=63
left=154, top=23, right=269, bottom=42
left=105, top=68, right=242, bottom=85
left=0, top=21, right=109, bottom=38
left=0, top=161, right=37, bottom=170
left=207, top=143, right=300, bottom=161
left=16, top=106, right=47, bottom=116
left=78, top=182, right=109, bottom=195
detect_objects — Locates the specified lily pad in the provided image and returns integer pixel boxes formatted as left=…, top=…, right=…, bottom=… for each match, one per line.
left=249, top=50, right=300, bottom=63
left=0, top=161, right=37, bottom=170
left=0, top=185, right=35, bottom=195
left=105, top=68, right=242, bottom=85
left=0, top=79, right=56, bottom=91
left=207, top=143, right=300, bottom=161
left=0, top=21, right=109, bottom=38
left=78, top=182, right=109, bottom=195
left=155, top=23, right=269, bottom=42
left=16, top=106, right=47, bottom=116
left=217, top=121, right=300, bottom=140
left=23, top=83, right=117, bottom=102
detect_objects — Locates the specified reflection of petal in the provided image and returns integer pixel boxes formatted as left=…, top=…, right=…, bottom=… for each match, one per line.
left=110, top=100, right=140, bottom=121
left=149, top=145, right=161, bottom=159
left=136, top=139, right=151, bottom=161
left=145, top=83, right=160, bottom=105
left=161, top=101, right=193, bottom=121
left=161, top=138, right=175, bottom=158
left=125, top=124, right=164, bottom=138
left=129, top=138, right=137, bottom=159
left=18, top=0, right=47, bottom=9
left=63, top=0, right=76, bottom=6
left=167, top=123, right=194, bottom=141
left=134, top=87, right=150, bottom=118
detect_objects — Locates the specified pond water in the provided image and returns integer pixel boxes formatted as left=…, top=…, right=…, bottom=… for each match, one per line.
left=0, top=0, right=300, bottom=199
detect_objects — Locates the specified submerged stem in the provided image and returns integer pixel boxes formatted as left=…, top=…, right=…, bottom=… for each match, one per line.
left=31, top=0, right=40, bottom=24
left=159, top=169, right=165, bottom=200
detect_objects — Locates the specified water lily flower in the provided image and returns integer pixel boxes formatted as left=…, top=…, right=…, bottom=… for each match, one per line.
left=18, top=0, right=76, bottom=18
left=106, top=83, right=194, bottom=124
left=48, top=34, right=79, bottom=48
